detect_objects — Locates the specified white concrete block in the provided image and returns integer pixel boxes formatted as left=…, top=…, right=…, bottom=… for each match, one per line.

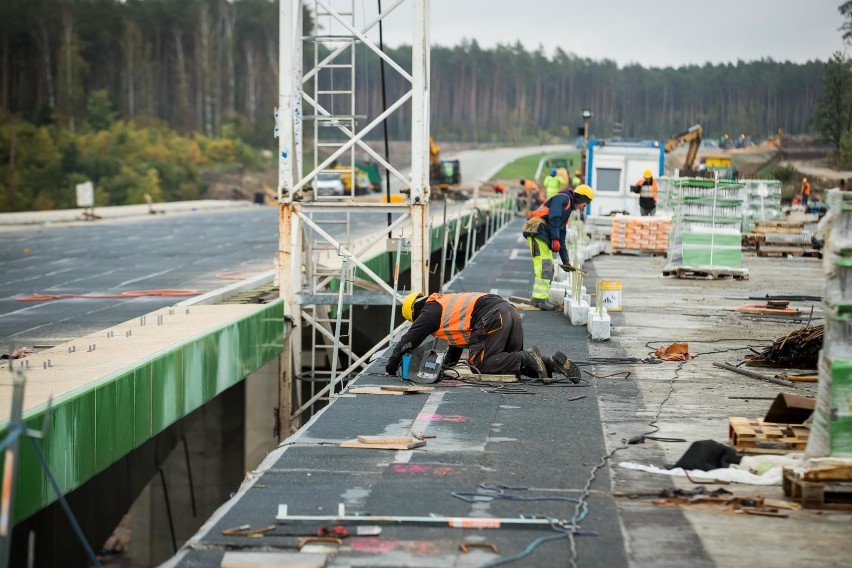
left=587, top=309, right=611, bottom=340
left=549, top=285, right=566, bottom=308
left=567, top=298, right=590, bottom=326
left=581, top=293, right=591, bottom=305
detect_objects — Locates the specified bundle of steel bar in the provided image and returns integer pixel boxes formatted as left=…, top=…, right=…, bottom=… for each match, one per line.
left=749, top=325, right=824, bottom=368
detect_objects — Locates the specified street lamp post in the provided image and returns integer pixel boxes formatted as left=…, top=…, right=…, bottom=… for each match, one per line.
left=581, top=108, right=592, bottom=181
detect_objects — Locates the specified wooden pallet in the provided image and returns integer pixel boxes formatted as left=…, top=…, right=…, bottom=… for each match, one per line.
left=756, top=244, right=822, bottom=258
left=663, top=266, right=750, bottom=281
left=783, top=466, right=852, bottom=510
left=729, top=417, right=809, bottom=454
left=612, top=249, right=667, bottom=257
left=741, top=233, right=766, bottom=249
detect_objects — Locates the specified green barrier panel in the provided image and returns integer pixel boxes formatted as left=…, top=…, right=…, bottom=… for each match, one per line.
left=1, top=300, right=284, bottom=524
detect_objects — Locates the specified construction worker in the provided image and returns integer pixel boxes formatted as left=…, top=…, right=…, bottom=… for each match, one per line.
left=801, top=177, right=811, bottom=207
left=519, top=178, right=543, bottom=212
left=521, top=185, right=595, bottom=310
left=542, top=168, right=567, bottom=200
left=630, top=169, right=658, bottom=216
left=385, top=292, right=577, bottom=381
left=571, top=170, right=583, bottom=187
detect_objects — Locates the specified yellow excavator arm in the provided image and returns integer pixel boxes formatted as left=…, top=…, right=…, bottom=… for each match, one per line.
left=665, top=124, right=703, bottom=173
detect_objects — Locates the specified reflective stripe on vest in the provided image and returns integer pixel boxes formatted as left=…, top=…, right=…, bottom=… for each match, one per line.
left=428, top=292, right=486, bottom=346
left=528, top=197, right=571, bottom=219
left=636, top=179, right=658, bottom=200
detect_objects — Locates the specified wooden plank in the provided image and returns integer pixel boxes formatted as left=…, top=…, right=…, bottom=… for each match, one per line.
left=381, top=385, right=434, bottom=393
left=356, top=435, right=418, bottom=445
left=340, top=438, right=426, bottom=450
left=221, top=551, right=327, bottom=568
left=348, top=387, right=405, bottom=396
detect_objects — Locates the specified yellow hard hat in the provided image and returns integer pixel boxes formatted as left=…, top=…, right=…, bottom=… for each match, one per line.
left=574, top=170, right=581, bottom=176
left=573, top=184, right=594, bottom=201
left=401, top=292, right=424, bottom=321
left=643, top=169, right=653, bottom=178
left=802, top=177, right=808, bottom=183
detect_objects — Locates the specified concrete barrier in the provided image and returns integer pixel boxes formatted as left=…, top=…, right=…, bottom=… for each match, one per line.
left=0, top=199, right=254, bottom=226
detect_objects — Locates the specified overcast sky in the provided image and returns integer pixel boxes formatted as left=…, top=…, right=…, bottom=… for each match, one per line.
left=360, top=0, right=847, bottom=68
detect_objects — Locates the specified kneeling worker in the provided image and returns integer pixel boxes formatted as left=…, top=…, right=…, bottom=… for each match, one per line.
left=385, top=292, right=576, bottom=381
left=523, top=185, right=595, bottom=310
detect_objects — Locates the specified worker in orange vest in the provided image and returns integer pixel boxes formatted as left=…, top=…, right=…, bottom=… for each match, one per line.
left=522, top=185, right=595, bottom=310
left=801, top=177, right=811, bottom=207
left=385, top=292, right=577, bottom=382
left=519, top=178, right=543, bottom=211
left=630, top=169, right=658, bottom=216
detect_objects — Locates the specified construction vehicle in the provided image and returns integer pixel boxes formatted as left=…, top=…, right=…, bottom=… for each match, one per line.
left=429, top=136, right=463, bottom=197
left=697, top=155, right=737, bottom=180
left=332, top=164, right=374, bottom=195
left=665, top=124, right=703, bottom=176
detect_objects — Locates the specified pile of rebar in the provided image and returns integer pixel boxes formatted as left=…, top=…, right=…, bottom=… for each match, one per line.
left=751, top=325, right=824, bottom=368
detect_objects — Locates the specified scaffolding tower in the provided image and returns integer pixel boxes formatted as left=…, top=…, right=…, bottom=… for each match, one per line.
left=276, top=0, right=431, bottom=436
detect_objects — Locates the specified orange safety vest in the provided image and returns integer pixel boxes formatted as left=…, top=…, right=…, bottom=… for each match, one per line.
left=427, top=292, right=486, bottom=346
left=634, top=177, right=658, bottom=201
left=528, top=198, right=572, bottom=218
left=802, top=181, right=811, bottom=196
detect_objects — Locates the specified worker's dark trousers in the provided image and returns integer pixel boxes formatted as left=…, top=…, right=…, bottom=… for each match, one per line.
left=467, top=302, right=525, bottom=374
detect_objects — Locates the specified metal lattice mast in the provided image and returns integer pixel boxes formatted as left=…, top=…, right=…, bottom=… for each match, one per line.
left=277, top=0, right=430, bottom=437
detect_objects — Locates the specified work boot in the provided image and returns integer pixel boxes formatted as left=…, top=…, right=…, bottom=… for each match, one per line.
left=531, top=298, right=557, bottom=311
left=549, top=351, right=582, bottom=384
left=519, top=347, right=550, bottom=380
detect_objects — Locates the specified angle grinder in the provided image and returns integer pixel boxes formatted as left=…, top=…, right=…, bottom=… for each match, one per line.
left=403, top=340, right=449, bottom=384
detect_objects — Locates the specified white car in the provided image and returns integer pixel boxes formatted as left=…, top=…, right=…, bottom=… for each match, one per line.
left=315, top=171, right=345, bottom=197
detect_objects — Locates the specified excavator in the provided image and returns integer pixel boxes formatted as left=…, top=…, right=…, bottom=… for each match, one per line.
left=665, top=124, right=703, bottom=176
left=429, top=136, right=462, bottom=197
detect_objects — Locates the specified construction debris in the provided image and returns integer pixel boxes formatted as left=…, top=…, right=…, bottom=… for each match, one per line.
left=745, top=325, right=823, bottom=369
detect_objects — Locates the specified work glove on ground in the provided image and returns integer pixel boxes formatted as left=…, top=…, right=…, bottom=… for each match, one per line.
left=551, top=239, right=560, bottom=252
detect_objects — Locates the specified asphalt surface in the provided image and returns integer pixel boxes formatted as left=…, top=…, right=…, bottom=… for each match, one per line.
left=170, top=219, right=628, bottom=568
left=0, top=207, right=280, bottom=348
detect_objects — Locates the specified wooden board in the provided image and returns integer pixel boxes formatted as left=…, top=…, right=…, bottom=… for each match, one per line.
left=340, top=437, right=426, bottom=450
left=348, top=385, right=433, bottom=395
left=729, top=417, right=809, bottom=454
left=348, top=387, right=404, bottom=396
left=735, top=306, right=801, bottom=317
left=381, top=385, right=434, bottom=393
left=221, top=551, right=327, bottom=568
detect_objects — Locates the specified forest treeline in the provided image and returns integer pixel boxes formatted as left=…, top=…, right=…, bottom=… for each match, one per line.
left=0, top=0, right=831, bottom=211
left=1, top=0, right=827, bottom=141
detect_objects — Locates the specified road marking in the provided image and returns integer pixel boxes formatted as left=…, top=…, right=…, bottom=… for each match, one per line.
left=112, top=268, right=176, bottom=289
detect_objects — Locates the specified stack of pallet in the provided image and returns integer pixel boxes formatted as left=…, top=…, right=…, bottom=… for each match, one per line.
left=610, top=215, right=671, bottom=254
left=664, top=178, right=747, bottom=278
left=749, top=220, right=820, bottom=257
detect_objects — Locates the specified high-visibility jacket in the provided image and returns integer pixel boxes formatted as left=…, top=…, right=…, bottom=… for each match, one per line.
left=542, top=175, right=567, bottom=199
left=802, top=181, right=811, bottom=196
left=523, top=190, right=577, bottom=264
left=633, top=177, right=658, bottom=201
left=427, top=292, right=486, bottom=346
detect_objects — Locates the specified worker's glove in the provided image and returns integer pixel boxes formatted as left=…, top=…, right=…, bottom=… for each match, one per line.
left=385, top=353, right=401, bottom=376
left=551, top=239, right=561, bottom=252
left=560, top=263, right=578, bottom=272
left=630, top=185, right=640, bottom=194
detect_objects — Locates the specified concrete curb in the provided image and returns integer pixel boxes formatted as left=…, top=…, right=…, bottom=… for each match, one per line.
left=0, top=200, right=254, bottom=226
